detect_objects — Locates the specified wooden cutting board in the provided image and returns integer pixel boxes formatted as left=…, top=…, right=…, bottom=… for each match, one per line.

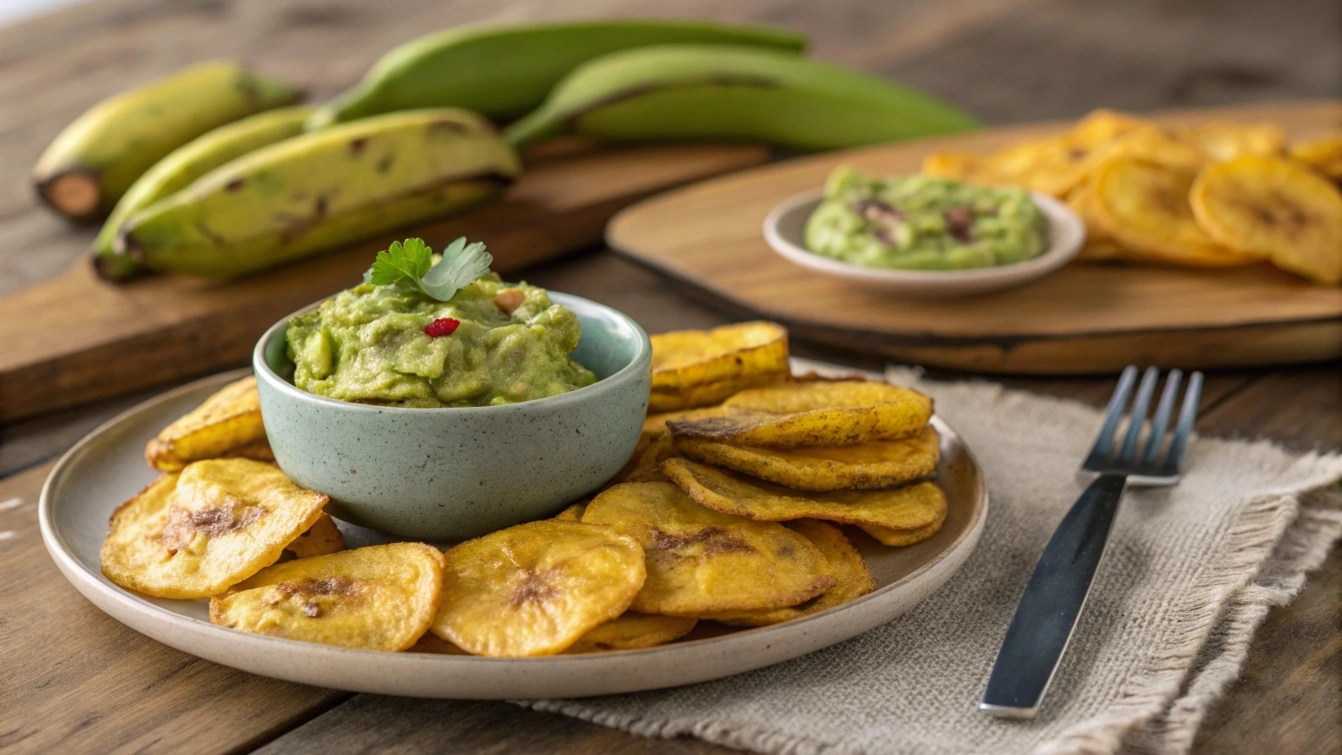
left=608, top=101, right=1342, bottom=375
left=0, top=142, right=768, bottom=423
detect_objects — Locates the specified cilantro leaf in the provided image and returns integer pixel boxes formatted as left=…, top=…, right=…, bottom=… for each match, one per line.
left=362, top=236, right=492, bottom=302
left=367, top=238, right=432, bottom=287
left=420, top=237, right=493, bottom=302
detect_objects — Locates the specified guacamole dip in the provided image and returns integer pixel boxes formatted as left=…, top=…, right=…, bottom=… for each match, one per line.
left=804, top=167, right=1048, bottom=270
left=287, top=272, right=596, bottom=408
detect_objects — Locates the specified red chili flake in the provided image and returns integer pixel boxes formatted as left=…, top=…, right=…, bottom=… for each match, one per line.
left=423, top=317, right=460, bottom=337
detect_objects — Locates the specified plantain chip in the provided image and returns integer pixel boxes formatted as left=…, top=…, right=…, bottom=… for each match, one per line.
left=675, top=425, right=939, bottom=492
left=101, top=459, right=329, bottom=599
left=650, top=322, right=789, bottom=393
left=983, top=135, right=1096, bottom=197
left=643, top=406, right=729, bottom=445
left=1183, top=122, right=1285, bottom=162
left=1190, top=155, right=1342, bottom=284
left=583, top=482, right=835, bottom=616
left=668, top=380, right=932, bottom=448
left=1290, top=135, right=1342, bottom=181
left=648, top=371, right=787, bottom=413
left=209, top=542, right=444, bottom=651
left=617, top=432, right=680, bottom=484
left=1068, top=109, right=1148, bottom=147
left=921, top=152, right=1019, bottom=187
left=431, top=520, right=645, bottom=657
left=1101, top=125, right=1207, bottom=173
left=861, top=496, right=949, bottom=547
left=564, top=613, right=698, bottom=653
left=280, top=513, right=346, bottom=561
left=706, top=520, right=876, bottom=626
left=1091, top=157, right=1256, bottom=267
left=662, top=457, right=946, bottom=532
left=553, top=501, right=588, bottom=522
left=146, top=376, right=273, bottom=472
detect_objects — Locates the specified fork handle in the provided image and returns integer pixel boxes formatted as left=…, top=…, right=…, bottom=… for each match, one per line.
left=980, top=473, right=1127, bottom=718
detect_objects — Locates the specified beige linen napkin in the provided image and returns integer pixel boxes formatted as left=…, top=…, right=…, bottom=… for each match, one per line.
left=525, top=365, right=1342, bottom=754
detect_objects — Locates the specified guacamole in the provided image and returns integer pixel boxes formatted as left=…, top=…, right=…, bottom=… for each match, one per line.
left=287, top=274, right=596, bottom=408
left=804, top=167, right=1048, bottom=270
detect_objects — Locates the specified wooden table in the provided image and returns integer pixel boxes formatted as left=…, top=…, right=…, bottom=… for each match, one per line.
left=1, top=1, right=1338, bottom=753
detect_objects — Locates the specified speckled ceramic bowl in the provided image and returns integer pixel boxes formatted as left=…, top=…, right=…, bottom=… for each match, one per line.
left=253, top=292, right=651, bottom=542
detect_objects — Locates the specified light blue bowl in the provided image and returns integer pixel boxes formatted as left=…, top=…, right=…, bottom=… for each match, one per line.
left=253, top=292, right=651, bottom=542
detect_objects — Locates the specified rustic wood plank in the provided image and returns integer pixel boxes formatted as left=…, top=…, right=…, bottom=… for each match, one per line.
left=252, top=696, right=735, bottom=755
left=0, top=462, right=350, bottom=754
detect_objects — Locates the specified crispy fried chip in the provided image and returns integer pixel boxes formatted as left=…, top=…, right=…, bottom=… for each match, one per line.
left=1102, top=125, right=1207, bottom=173
left=553, top=501, right=588, bottom=522
left=643, top=406, right=729, bottom=445
left=648, top=371, right=787, bottom=413
left=1183, top=122, right=1285, bottom=163
left=707, top=520, right=876, bottom=626
left=209, top=542, right=444, bottom=651
left=101, top=459, right=329, bottom=598
left=675, top=425, right=940, bottom=492
left=1190, top=156, right=1342, bottom=284
left=618, top=432, right=680, bottom=484
left=280, top=513, right=346, bottom=561
left=564, top=613, right=698, bottom=653
left=1091, top=157, right=1256, bottom=267
left=1290, top=135, right=1342, bottom=181
left=583, top=482, right=834, bottom=616
left=984, top=135, right=1096, bottom=197
left=662, top=457, right=946, bottom=531
left=861, top=496, right=949, bottom=547
left=650, top=322, right=789, bottom=393
left=431, top=520, right=645, bottom=657
left=668, top=380, right=932, bottom=448
left=921, top=152, right=1019, bottom=187
left=146, top=376, right=273, bottom=472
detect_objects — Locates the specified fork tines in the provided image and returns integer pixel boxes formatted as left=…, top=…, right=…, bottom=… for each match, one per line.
left=1083, top=365, right=1204, bottom=480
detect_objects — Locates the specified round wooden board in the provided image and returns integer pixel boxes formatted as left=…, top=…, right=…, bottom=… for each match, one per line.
left=607, top=101, right=1342, bottom=374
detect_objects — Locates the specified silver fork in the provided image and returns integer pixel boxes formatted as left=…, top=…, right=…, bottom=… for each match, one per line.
left=979, top=365, right=1204, bottom=718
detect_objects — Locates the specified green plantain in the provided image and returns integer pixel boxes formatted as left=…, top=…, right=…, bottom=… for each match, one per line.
left=92, top=106, right=314, bottom=280
left=505, top=45, right=979, bottom=151
left=307, top=20, right=806, bottom=129
left=34, top=60, right=303, bottom=221
left=116, top=109, right=520, bottom=279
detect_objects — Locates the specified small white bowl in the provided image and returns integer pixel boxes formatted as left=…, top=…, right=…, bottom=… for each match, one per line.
left=763, top=190, right=1085, bottom=298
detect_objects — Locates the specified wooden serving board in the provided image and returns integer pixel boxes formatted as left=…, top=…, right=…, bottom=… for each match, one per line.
left=608, top=101, right=1342, bottom=375
left=0, top=142, right=768, bottom=423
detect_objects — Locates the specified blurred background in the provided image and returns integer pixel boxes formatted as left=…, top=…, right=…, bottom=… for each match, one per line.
left=2, top=0, right=1339, bottom=294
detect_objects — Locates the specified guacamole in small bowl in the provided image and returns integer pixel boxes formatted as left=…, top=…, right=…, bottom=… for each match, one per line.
left=287, top=238, right=595, bottom=408
left=804, top=167, right=1048, bottom=270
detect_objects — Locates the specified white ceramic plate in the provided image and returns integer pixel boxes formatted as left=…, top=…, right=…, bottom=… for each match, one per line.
left=40, top=367, right=987, bottom=699
left=764, top=190, right=1085, bottom=298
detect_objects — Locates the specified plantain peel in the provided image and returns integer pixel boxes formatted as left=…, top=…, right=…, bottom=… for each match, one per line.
left=675, top=425, right=940, bottom=492
left=669, top=380, right=932, bottom=448
left=707, top=519, right=875, bottom=627
left=583, top=482, right=835, bottom=616
left=431, top=520, right=646, bottom=657
left=662, top=457, right=944, bottom=531
left=146, top=376, right=272, bottom=472
left=209, top=542, right=445, bottom=651
left=564, top=613, right=698, bottom=653
left=101, top=459, right=329, bottom=599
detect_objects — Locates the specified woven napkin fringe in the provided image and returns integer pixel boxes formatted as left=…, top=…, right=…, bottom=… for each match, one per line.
left=1040, top=468, right=1342, bottom=755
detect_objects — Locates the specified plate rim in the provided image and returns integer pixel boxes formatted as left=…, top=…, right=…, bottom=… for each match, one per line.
left=39, top=366, right=988, bottom=698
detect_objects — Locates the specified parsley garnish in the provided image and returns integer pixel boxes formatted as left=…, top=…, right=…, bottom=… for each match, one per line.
left=364, top=237, right=493, bottom=302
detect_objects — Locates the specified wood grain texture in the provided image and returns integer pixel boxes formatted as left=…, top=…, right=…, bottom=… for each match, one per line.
left=0, top=142, right=768, bottom=423
left=0, top=463, right=349, bottom=754
left=608, top=101, right=1342, bottom=375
